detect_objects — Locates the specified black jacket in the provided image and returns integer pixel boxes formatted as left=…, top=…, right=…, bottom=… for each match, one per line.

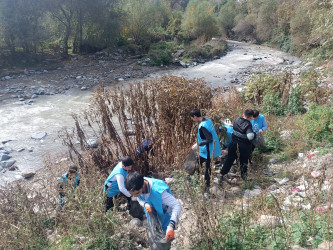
left=232, top=117, right=255, bottom=144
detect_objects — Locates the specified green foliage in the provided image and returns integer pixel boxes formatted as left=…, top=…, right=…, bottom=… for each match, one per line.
left=287, top=86, right=306, bottom=115
left=262, top=91, right=286, bottom=116
left=292, top=211, right=331, bottom=248
left=255, top=0, right=279, bottom=42
left=301, top=103, right=333, bottom=144
left=147, top=41, right=174, bottom=65
left=263, top=125, right=282, bottom=153
left=121, top=0, right=170, bottom=48
left=270, top=30, right=292, bottom=52
left=218, top=0, right=237, bottom=37
left=183, top=40, right=227, bottom=60
left=181, top=0, right=219, bottom=41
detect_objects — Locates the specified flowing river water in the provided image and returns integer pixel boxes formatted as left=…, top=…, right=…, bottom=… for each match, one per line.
left=0, top=41, right=301, bottom=186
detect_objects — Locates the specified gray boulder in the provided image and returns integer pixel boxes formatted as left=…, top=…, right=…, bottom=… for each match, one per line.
left=0, top=160, right=16, bottom=168
left=0, top=154, right=11, bottom=161
left=31, top=131, right=47, bottom=140
left=3, top=147, right=12, bottom=153
left=21, top=169, right=36, bottom=179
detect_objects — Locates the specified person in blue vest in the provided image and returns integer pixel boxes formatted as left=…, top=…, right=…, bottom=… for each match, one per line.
left=125, top=172, right=182, bottom=242
left=57, top=165, right=80, bottom=209
left=104, top=156, right=134, bottom=212
left=250, top=110, right=267, bottom=163
left=190, top=109, right=221, bottom=189
left=251, top=110, right=267, bottom=134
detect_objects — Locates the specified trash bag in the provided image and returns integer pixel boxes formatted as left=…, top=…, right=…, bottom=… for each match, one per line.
left=146, top=211, right=171, bottom=250
left=252, top=132, right=265, bottom=149
left=218, top=125, right=233, bottom=148
left=184, top=148, right=198, bottom=175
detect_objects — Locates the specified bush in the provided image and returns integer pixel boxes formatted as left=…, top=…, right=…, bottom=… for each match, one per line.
left=262, top=91, right=286, bottom=116
left=147, top=41, right=174, bottom=65
left=287, top=86, right=306, bottom=115
left=301, top=103, right=333, bottom=144
left=183, top=39, right=227, bottom=60
left=62, top=76, right=213, bottom=175
left=270, top=30, right=292, bottom=52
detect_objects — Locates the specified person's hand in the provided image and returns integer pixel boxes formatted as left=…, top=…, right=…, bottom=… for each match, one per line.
left=144, top=203, right=153, bottom=213
left=259, top=129, right=263, bottom=134
left=165, top=225, right=175, bottom=242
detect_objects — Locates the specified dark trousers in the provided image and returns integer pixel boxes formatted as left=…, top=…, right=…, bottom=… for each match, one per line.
left=199, top=147, right=211, bottom=188
left=105, top=194, right=131, bottom=212
left=220, top=141, right=252, bottom=180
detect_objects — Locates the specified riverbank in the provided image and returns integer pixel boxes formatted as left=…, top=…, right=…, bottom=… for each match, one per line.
left=0, top=40, right=328, bottom=186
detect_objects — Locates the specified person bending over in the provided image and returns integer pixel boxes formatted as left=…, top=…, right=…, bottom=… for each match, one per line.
left=220, top=109, right=256, bottom=183
left=104, top=156, right=134, bottom=212
left=125, top=172, right=182, bottom=242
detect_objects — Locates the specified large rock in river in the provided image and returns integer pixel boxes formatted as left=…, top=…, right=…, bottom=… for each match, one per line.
left=21, top=169, right=36, bottom=179
left=31, top=131, right=47, bottom=140
left=0, top=154, right=11, bottom=161
left=0, top=160, right=16, bottom=168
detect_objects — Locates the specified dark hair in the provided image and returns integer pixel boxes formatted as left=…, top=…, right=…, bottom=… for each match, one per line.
left=122, top=156, right=134, bottom=167
left=253, top=110, right=259, bottom=118
left=125, top=172, right=144, bottom=191
left=244, top=109, right=254, bottom=118
left=68, top=165, right=78, bottom=173
left=190, top=109, right=201, bottom=117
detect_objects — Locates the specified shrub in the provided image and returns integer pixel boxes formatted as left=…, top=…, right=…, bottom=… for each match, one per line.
left=301, top=103, right=333, bottom=144
left=287, top=85, right=306, bottom=115
left=183, top=39, right=227, bottom=60
left=147, top=41, right=173, bottom=65
left=62, top=76, right=213, bottom=175
left=262, top=91, right=286, bottom=116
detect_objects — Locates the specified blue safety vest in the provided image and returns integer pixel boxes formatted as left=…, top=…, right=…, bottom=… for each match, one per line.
left=139, top=177, right=173, bottom=232
left=59, top=173, right=80, bottom=188
left=104, top=162, right=128, bottom=197
left=251, top=114, right=266, bottom=133
left=58, top=172, right=80, bottom=206
left=222, top=125, right=233, bottom=148
left=198, top=118, right=221, bottom=159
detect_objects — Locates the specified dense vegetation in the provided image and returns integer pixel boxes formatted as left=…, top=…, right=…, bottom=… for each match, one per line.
left=1, top=0, right=333, bottom=66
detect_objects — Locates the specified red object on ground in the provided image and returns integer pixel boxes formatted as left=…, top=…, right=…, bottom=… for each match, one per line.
left=292, top=188, right=301, bottom=192
left=307, top=153, right=316, bottom=159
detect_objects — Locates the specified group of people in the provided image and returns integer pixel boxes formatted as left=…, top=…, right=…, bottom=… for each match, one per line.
left=190, top=108, right=267, bottom=186
left=58, top=155, right=181, bottom=243
left=57, top=108, right=267, bottom=244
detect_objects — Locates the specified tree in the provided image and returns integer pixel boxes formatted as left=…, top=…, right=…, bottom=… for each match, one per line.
left=47, top=0, right=76, bottom=55
left=181, top=0, right=219, bottom=41
left=1, top=0, right=46, bottom=53
left=218, top=0, right=238, bottom=38
left=121, top=0, right=170, bottom=48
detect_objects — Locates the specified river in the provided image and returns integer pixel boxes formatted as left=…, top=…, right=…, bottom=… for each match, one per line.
left=0, top=41, right=302, bottom=186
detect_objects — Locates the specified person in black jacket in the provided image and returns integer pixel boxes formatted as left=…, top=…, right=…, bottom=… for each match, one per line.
left=220, top=109, right=256, bottom=183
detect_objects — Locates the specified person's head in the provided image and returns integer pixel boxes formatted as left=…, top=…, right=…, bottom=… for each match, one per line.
left=243, top=109, right=254, bottom=121
left=190, top=109, right=202, bottom=122
left=125, top=172, right=145, bottom=197
left=252, top=110, right=260, bottom=119
left=68, top=165, right=78, bottom=178
left=122, top=156, right=134, bottom=171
